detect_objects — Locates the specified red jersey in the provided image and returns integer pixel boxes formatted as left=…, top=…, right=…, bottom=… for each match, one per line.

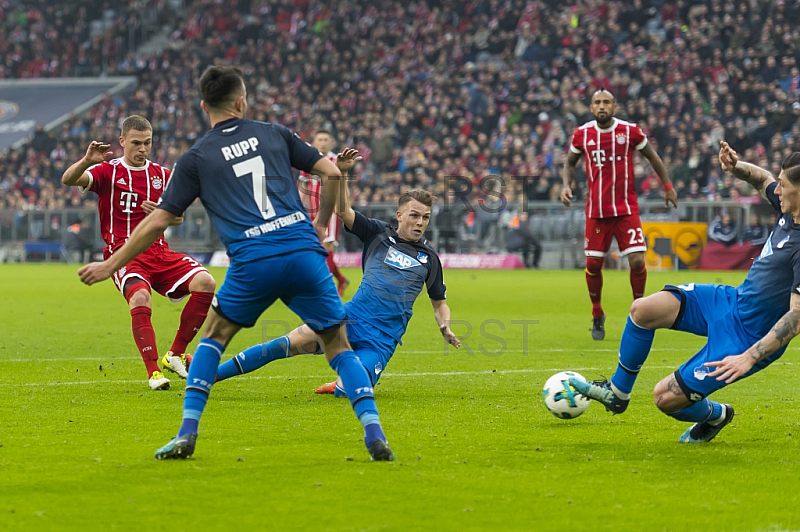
left=300, top=150, right=337, bottom=214
left=82, top=158, right=171, bottom=256
left=569, top=118, right=648, bottom=219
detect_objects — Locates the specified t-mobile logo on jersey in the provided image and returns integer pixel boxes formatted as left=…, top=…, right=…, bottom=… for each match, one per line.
left=119, top=191, right=139, bottom=213
left=590, top=149, right=607, bottom=167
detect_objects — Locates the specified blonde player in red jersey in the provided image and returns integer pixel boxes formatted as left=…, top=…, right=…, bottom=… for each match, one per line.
left=561, top=89, right=677, bottom=340
left=61, top=115, right=216, bottom=390
left=299, top=130, right=349, bottom=296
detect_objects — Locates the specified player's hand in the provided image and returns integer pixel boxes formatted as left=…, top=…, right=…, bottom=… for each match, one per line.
left=84, top=141, right=113, bottom=165
left=336, top=148, right=362, bottom=173
left=141, top=200, right=158, bottom=214
left=77, top=261, right=113, bottom=286
left=560, top=186, right=573, bottom=207
left=664, top=187, right=678, bottom=208
left=441, top=324, right=461, bottom=348
left=704, top=353, right=756, bottom=384
left=718, top=141, right=739, bottom=172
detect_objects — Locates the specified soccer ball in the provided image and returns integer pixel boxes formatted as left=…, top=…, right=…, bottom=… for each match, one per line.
left=542, top=371, right=591, bottom=419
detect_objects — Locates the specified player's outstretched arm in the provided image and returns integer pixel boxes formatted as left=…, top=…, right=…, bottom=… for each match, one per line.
left=640, top=142, right=677, bottom=208
left=62, top=141, right=113, bottom=187
left=334, top=148, right=361, bottom=230
left=78, top=208, right=173, bottom=285
left=309, top=157, right=342, bottom=240
left=431, top=299, right=461, bottom=348
left=706, top=293, right=800, bottom=383
left=560, top=151, right=581, bottom=207
left=719, top=140, right=775, bottom=199
left=141, top=200, right=183, bottom=226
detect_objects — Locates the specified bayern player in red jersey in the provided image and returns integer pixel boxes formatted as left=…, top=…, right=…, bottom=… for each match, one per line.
left=299, top=130, right=349, bottom=296
left=61, top=115, right=216, bottom=389
left=561, top=90, right=677, bottom=340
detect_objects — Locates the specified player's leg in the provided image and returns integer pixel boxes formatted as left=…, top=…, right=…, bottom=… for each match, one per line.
left=570, top=289, right=682, bottom=413
left=288, top=250, right=393, bottom=460
left=324, top=238, right=348, bottom=297
left=216, top=324, right=320, bottom=381
left=616, top=215, right=648, bottom=300
left=152, top=252, right=216, bottom=378
left=117, top=271, right=166, bottom=390
left=653, top=368, right=733, bottom=444
left=155, top=308, right=241, bottom=459
left=584, top=218, right=613, bottom=339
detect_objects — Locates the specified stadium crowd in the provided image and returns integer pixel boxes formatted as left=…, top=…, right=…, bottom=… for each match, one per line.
left=2, top=0, right=800, bottom=248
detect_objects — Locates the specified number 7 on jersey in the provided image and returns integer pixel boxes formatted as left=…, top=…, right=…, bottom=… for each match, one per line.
left=233, top=156, right=276, bottom=219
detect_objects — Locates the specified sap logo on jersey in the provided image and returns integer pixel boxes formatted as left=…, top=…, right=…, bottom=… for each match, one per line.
left=384, top=247, right=421, bottom=270
left=221, top=137, right=259, bottom=161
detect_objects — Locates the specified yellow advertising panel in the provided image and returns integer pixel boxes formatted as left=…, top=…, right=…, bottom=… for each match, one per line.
left=641, top=221, right=708, bottom=270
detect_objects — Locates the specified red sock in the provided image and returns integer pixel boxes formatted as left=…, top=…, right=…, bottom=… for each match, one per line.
left=131, top=307, right=160, bottom=377
left=326, top=250, right=346, bottom=285
left=585, top=257, right=604, bottom=318
left=630, top=266, right=647, bottom=300
left=169, top=291, right=214, bottom=355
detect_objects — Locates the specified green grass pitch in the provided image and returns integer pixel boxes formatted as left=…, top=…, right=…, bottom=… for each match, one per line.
left=1, top=264, right=799, bottom=531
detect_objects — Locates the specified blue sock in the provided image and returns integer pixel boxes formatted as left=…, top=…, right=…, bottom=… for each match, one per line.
left=610, top=316, right=655, bottom=395
left=178, top=338, right=224, bottom=437
left=333, top=381, right=347, bottom=398
left=328, top=351, right=385, bottom=446
left=668, top=399, right=723, bottom=423
left=216, top=336, right=290, bottom=381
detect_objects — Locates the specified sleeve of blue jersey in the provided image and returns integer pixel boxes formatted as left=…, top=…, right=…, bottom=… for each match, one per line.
left=346, top=210, right=387, bottom=242
left=425, top=251, right=447, bottom=300
left=158, top=151, right=201, bottom=216
left=280, top=125, right=324, bottom=174
left=765, top=181, right=780, bottom=212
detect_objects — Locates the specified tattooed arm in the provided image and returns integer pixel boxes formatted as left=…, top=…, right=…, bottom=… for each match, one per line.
left=719, top=140, right=776, bottom=198
left=706, top=293, right=800, bottom=383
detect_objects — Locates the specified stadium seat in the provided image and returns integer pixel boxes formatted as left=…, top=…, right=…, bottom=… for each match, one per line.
left=24, top=241, right=64, bottom=262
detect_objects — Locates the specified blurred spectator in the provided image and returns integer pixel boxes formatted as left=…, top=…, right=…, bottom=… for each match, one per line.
left=506, top=211, right=541, bottom=268
left=708, top=213, right=738, bottom=247
left=742, top=213, right=769, bottom=246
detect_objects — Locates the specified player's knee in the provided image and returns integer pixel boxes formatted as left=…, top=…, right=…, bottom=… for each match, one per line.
left=628, top=253, right=646, bottom=272
left=193, top=272, right=216, bottom=293
left=585, top=256, right=604, bottom=275
left=652, top=378, right=684, bottom=413
left=128, top=288, right=151, bottom=308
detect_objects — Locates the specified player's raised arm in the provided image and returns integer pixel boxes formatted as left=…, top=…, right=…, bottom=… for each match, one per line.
left=706, top=292, right=800, bottom=383
left=640, top=142, right=677, bottom=208
left=333, top=148, right=361, bottom=230
left=431, top=298, right=461, bottom=348
left=309, top=156, right=341, bottom=240
left=561, top=150, right=581, bottom=207
left=719, top=140, right=776, bottom=199
left=62, top=141, right=113, bottom=187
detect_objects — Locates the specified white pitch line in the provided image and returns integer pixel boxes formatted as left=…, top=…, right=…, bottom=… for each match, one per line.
left=0, top=346, right=747, bottom=363
left=0, top=365, right=714, bottom=388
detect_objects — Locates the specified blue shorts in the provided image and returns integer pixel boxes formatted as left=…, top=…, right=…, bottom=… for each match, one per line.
left=664, top=283, right=785, bottom=401
left=345, top=308, right=398, bottom=386
left=214, top=250, right=345, bottom=331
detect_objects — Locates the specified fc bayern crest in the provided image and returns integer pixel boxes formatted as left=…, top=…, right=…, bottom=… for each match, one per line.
left=616, top=133, right=626, bottom=145
left=152, top=177, right=163, bottom=189
left=0, top=100, right=19, bottom=122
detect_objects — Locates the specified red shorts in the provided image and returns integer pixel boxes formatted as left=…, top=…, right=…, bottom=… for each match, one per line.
left=322, top=213, right=340, bottom=244
left=584, top=215, right=646, bottom=258
left=111, top=246, right=209, bottom=302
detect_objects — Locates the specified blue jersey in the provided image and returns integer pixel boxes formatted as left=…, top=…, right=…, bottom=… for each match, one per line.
left=346, top=211, right=447, bottom=343
left=158, top=117, right=324, bottom=262
left=737, top=182, right=800, bottom=336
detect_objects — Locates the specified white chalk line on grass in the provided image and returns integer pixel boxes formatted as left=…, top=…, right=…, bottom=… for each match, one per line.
left=5, top=345, right=787, bottom=363
left=0, top=364, right=723, bottom=388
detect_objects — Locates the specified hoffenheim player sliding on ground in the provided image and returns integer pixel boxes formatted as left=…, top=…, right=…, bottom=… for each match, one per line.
left=572, top=141, right=800, bottom=443
left=215, top=148, right=461, bottom=394
left=78, top=66, right=395, bottom=461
